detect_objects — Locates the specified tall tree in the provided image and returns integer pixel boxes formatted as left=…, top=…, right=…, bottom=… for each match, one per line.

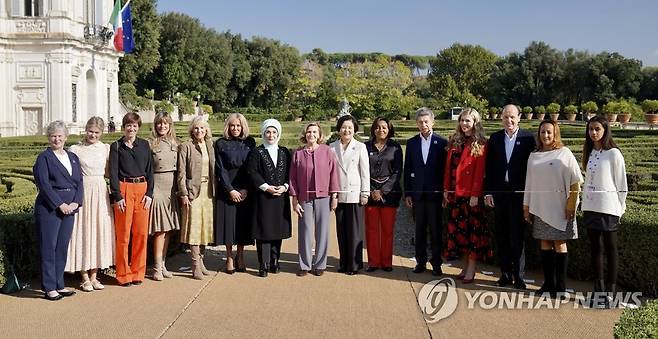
left=427, top=43, right=498, bottom=111
left=335, top=58, right=419, bottom=118
left=244, top=37, right=301, bottom=108
left=224, top=33, right=252, bottom=107
left=429, top=43, right=499, bottom=100
left=151, top=13, right=233, bottom=106
left=118, top=0, right=161, bottom=88
left=639, top=67, right=658, bottom=100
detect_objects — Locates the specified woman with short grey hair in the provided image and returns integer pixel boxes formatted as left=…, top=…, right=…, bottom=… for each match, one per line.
left=33, top=120, right=84, bottom=300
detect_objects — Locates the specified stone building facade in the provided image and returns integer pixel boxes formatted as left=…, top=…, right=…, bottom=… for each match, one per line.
left=0, top=0, right=121, bottom=136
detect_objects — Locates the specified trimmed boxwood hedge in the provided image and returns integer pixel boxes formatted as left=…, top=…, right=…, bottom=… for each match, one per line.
left=614, top=298, right=658, bottom=338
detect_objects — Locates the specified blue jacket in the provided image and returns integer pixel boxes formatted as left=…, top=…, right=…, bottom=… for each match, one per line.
left=403, top=133, right=447, bottom=201
left=33, top=148, right=84, bottom=215
left=484, top=128, right=536, bottom=195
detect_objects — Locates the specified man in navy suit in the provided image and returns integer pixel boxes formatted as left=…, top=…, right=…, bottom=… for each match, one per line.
left=484, top=104, right=536, bottom=289
left=404, top=107, right=447, bottom=275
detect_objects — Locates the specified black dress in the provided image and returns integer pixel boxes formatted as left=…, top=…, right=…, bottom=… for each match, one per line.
left=247, top=145, right=292, bottom=241
left=213, top=136, right=256, bottom=246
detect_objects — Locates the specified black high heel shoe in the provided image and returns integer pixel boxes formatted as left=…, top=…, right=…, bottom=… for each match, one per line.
left=235, top=255, right=246, bottom=273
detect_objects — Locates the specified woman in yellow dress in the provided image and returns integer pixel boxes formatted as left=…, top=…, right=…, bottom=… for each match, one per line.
left=177, top=116, right=215, bottom=279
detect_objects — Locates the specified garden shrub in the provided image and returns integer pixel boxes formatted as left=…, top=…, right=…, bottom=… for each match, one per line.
left=614, top=298, right=658, bottom=339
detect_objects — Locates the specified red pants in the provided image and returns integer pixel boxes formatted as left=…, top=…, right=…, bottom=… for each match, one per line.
left=114, top=181, right=149, bottom=284
left=365, top=206, right=397, bottom=268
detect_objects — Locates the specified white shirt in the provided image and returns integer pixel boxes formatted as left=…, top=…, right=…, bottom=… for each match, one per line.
left=55, top=151, right=73, bottom=175
left=504, top=128, right=519, bottom=182
left=582, top=148, right=627, bottom=217
left=420, top=132, right=432, bottom=164
left=523, top=147, right=583, bottom=231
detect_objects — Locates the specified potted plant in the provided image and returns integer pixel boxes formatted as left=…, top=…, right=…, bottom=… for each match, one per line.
left=603, top=101, right=618, bottom=123
left=522, top=106, right=533, bottom=120
left=617, top=100, right=632, bottom=123
left=547, top=102, right=561, bottom=121
left=581, top=101, right=598, bottom=120
left=534, top=105, right=546, bottom=120
left=487, top=107, right=498, bottom=120
left=563, top=104, right=578, bottom=121
left=641, top=99, right=658, bottom=125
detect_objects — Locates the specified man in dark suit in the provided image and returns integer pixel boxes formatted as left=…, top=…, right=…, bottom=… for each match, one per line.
left=404, top=107, right=447, bottom=276
left=484, top=104, right=536, bottom=289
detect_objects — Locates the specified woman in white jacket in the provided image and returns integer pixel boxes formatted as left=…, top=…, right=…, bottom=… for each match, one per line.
left=581, top=116, right=627, bottom=307
left=523, top=120, right=583, bottom=298
left=330, top=115, right=370, bottom=275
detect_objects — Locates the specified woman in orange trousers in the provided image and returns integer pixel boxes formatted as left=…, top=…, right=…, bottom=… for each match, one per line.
left=109, top=112, right=154, bottom=286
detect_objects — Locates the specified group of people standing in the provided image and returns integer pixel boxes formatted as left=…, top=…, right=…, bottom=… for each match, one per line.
left=32, top=104, right=627, bottom=304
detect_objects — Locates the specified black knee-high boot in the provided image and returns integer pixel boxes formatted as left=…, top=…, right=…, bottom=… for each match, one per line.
left=537, top=250, right=555, bottom=295
left=554, top=252, right=568, bottom=296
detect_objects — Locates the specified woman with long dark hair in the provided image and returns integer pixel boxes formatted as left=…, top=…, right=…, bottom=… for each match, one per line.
left=364, top=117, right=402, bottom=272
left=582, top=116, right=627, bottom=307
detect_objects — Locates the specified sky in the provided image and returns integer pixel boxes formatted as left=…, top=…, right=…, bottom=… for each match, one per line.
left=156, top=0, right=658, bottom=66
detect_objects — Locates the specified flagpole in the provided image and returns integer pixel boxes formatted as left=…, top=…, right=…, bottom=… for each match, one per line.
left=121, top=0, right=132, bottom=11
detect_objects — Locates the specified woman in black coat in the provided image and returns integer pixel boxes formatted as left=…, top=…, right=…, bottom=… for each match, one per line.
left=247, top=119, right=292, bottom=277
left=214, top=113, right=256, bottom=273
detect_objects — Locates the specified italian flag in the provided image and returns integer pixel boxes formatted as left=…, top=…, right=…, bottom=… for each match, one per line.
left=110, top=0, right=124, bottom=51
left=110, top=0, right=134, bottom=53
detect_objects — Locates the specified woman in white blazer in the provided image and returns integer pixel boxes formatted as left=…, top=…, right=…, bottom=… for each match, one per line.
left=330, top=115, right=370, bottom=275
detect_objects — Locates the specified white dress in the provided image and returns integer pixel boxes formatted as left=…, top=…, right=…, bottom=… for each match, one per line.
left=65, top=142, right=115, bottom=272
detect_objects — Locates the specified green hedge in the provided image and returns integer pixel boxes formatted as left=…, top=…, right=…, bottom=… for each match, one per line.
left=0, top=213, right=39, bottom=286
left=614, top=298, right=658, bottom=338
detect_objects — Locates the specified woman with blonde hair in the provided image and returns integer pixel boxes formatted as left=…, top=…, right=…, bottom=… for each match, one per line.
left=524, top=120, right=583, bottom=297
left=442, top=108, right=491, bottom=283
left=213, top=113, right=256, bottom=273
left=148, top=112, right=180, bottom=280
left=65, top=117, right=114, bottom=291
left=289, top=122, right=339, bottom=276
left=177, top=116, right=215, bottom=279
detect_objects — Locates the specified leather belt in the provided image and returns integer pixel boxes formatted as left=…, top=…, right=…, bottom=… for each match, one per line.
left=120, top=176, right=146, bottom=183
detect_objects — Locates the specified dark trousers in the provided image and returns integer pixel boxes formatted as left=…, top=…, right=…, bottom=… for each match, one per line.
left=493, top=191, right=526, bottom=280
left=413, top=199, right=443, bottom=267
left=36, top=209, right=75, bottom=292
left=256, top=240, right=282, bottom=267
left=336, top=203, right=364, bottom=272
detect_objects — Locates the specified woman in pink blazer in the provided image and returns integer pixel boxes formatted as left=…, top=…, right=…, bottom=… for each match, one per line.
left=289, top=122, right=340, bottom=277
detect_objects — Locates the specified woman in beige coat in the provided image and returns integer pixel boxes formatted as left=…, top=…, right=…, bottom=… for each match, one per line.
left=177, top=117, right=215, bottom=279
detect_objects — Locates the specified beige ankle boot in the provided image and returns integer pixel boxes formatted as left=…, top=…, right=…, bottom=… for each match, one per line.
left=161, top=258, right=173, bottom=278
left=152, top=257, right=164, bottom=281
left=190, top=246, right=204, bottom=280
left=199, top=246, right=210, bottom=275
